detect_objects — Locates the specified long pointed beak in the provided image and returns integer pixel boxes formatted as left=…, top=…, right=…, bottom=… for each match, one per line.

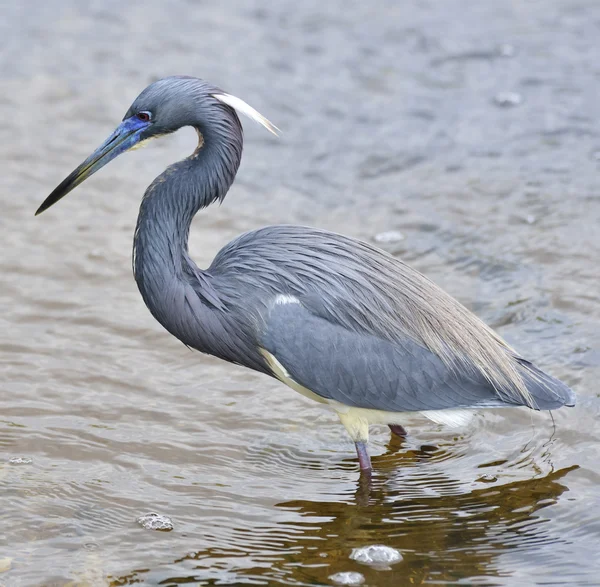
left=35, top=117, right=148, bottom=216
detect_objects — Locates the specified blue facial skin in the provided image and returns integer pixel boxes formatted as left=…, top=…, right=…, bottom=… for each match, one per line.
left=35, top=115, right=151, bottom=215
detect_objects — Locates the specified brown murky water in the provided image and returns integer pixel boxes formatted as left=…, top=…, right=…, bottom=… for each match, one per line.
left=1, top=1, right=599, bottom=585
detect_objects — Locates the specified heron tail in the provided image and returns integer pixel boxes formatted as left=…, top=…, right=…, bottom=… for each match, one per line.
left=515, top=359, right=576, bottom=410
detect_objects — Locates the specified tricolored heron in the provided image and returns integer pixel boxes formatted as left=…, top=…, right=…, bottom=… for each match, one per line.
left=36, top=76, right=575, bottom=474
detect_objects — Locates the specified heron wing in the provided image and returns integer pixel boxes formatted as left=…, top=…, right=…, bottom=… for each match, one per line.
left=259, top=299, right=513, bottom=412
left=210, top=225, right=574, bottom=411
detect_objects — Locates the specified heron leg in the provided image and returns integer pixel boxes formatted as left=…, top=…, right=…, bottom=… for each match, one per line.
left=389, top=424, right=407, bottom=438
left=355, top=441, right=372, bottom=472
left=336, top=410, right=372, bottom=472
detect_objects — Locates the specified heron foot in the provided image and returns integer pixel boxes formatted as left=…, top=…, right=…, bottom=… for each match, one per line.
left=354, top=441, right=372, bottom=473
left=389, top=424, right=407, bottom=438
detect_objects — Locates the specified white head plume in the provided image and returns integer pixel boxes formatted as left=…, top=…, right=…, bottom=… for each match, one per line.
left=213, top=93, right=279, bottom=136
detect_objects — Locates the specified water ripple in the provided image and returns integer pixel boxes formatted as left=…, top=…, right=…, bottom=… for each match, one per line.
left=2, top=0, right=599, bottom=585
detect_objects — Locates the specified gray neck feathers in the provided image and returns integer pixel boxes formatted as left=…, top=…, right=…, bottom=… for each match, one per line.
left=133, top=106, right=243, bottom=298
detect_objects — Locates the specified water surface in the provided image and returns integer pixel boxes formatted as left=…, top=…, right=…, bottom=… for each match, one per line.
left=1, top=1, right=599, bottom=585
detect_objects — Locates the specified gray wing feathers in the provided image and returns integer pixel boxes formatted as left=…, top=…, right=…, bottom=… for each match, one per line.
left=208, top=225, right=575, bottom=411
left=212, top=226, right=532, bottom=405
left=260, top=302, right=574, bottom=412
left=515, top=359, right=575, bottom=409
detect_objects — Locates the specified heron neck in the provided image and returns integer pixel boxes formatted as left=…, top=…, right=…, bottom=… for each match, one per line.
left=133, top=128, right=242, bottom=287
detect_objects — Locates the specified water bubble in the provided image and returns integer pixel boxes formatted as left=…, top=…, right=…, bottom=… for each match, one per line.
left=478, top=474, right=498, bottom=483
left=498, top=43, right=517, bottom=57
left=350, top=545, right=403, bottom=568
left=329, top=571, right=365, bottom=585
left=8, top=457, right=32, bottom=465
left=136, top=512, right=173, bottom=531
left=88, top=249, right=105, bottom=260
left=493, top=92, right=522, bottom=107
left=374, top=230, right=404, bottom=244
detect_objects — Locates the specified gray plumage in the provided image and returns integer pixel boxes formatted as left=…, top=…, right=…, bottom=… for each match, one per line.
left=37, top=76, right=575, bottom=474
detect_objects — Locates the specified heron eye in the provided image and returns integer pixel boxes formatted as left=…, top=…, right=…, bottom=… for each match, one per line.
left=136, top=111, right=151, bottom=122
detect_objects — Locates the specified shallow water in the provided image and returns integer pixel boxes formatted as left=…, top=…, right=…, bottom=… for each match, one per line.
left=1, top=1, right=600, bottom=585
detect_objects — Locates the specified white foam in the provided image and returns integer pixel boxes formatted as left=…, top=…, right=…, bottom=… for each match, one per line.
left=350, top=545, right=403, bottom=567
left=136, top=512, right=174, bottom=531
left=329, top=571, right=365, bottom=585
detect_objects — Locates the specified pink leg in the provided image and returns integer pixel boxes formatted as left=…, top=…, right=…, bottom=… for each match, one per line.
left=389, top=424, right=407, bottom=437
left=355, top=441, right=372, bottom=472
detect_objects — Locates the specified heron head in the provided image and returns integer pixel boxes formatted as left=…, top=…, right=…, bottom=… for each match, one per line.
left=35, top=76, right=277, bottom=215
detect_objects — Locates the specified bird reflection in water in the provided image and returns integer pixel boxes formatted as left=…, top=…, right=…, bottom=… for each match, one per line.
left=108, top=436, right=577, bottom=586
